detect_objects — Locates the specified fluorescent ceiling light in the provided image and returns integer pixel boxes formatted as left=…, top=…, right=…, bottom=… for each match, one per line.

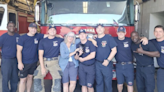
left=106, top=2, right=110, bottom=7
left=83, top=2, right=88, bottom=13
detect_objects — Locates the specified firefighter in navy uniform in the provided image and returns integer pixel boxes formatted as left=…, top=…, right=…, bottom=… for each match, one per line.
left=150, top=25, right=164, bottom=92
left=0, top=21, right=19, bottom=92
left=75, top=29, right=96, bottom=92
left=131, top=31, right=160, bottom=92
left=95, top=24, right=117, bottom=92
left=114, top=26, right=134, bottom=92
left=17, top=23, right=45, bottom=92
left=34, top=25, right=63, bottom=92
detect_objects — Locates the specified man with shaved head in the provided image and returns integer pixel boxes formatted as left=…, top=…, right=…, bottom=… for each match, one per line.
left=131, top=31, right=159, bottom=92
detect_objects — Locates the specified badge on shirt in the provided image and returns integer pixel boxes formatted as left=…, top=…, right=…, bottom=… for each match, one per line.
left=85, top=47, right=90, bottom=53
left=101, top=41, right=107, bottom=47
left=34, top=38, right=38, bottom=44
left=161, top=46, right=164, bottom=53
left=138, top=53, right=143, bottom=56
left=53, top=41, right=58, bottom=46
left=16, top=37, right=19, bottom=43
left=123, top=42, right=129, bottom=48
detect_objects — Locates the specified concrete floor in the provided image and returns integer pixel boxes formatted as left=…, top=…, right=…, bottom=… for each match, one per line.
left=0, top=68, right=158, bottom=92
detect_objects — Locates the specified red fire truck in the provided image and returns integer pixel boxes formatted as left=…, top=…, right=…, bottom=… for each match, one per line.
left=35, top=0, right=138, bottom=80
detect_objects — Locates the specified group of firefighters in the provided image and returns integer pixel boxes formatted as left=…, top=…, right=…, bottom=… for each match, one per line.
left=0, top=21, right=164, bottom=92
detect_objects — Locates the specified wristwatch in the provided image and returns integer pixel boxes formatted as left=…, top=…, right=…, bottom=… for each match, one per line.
left=107, top=59, right=110, bottom=62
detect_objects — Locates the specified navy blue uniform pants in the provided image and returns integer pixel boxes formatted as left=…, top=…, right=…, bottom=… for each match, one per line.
left=1, top=58, right=19, bottom=92
left=136, top=65, right=155, bottom=92
left=157, top=68, right=164, bottom=92
left=95, top=61, right=113, bottom=92
left=116, top=63, right=134, bottom=86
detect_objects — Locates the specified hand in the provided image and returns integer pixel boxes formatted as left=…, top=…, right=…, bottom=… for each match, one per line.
left=102, top=60, right=109, bottom=66
left=79, top=57, right=85, bottom=62
left=92, top=40, right=98, bottom=47
left=18, top=63, right=24, bottom=70
left=140, top=37, right=148, bottom=45
left=74, top=54, right=79, bottom=60
left=134, top=44, right=144, bottom=54
left=41, top=68, right=47, bottom=77
left=79, top=50, right=83, bottom=56
left=56, top=34, right=63, bottom=38
left=75, top=48, right=80, bottom=52
left=93, top=35, right=97, bottom=39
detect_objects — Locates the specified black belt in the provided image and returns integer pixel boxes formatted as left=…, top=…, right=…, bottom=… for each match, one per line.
left=2, top=57, right=16, bottom=59
left=80, top=63, right=95, bottom=66
left=159, top=67, right=164, bottom=69
left=117, top=62, right=132, bottom=65
left=138, top=64, right=153, bottom=68
left=96, top=59, right=103, bottom=63
left=44, top=57, right=58, bottom=61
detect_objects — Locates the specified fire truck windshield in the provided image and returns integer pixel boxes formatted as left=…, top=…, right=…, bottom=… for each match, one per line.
left=41, top=0, right=133, bottom=26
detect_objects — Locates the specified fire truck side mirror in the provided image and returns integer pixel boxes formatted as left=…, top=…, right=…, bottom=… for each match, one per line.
left=35, top=4, right=40, bottom=22
left=135, top=3, right=140, bottom=22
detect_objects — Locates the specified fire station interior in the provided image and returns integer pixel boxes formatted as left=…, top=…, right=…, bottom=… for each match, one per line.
left=0, top=0, right=162, bottom=92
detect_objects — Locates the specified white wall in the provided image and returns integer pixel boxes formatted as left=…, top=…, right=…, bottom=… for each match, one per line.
left=138, top=0, right=164, bottom=38
left=149, top=12, right=164, bottom=39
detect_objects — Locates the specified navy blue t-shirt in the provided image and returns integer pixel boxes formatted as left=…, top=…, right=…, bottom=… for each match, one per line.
left=39, top=37, right=63, bottom=58
left=96, top=35, right=117, bottom=62
left=114, top=37, right=133, bottom=63
left=150, top=39, right=164, bottom=68
left=76, top=40, right=96, bottom=65
left=17, top=33, right=44, bottom=64
left=0, top=33, right=20, bottom=59
left=131, top=41, right=158, bottom=66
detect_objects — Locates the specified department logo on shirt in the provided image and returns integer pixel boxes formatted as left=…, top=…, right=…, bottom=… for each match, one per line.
left=101, top=41, right=107, bottom=47
left=138, top=53, right=143, bottom=56
left=85, top=47, right=90, bottom=53
left=34, top=38, right=38, bottom=44
left=16, top=37, right=19, bottom=43
left=123, top=41, right=129, bottom=48
left=161, top=46, right=164, bottom=53
left=53, top=41, right=58, bottom=46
